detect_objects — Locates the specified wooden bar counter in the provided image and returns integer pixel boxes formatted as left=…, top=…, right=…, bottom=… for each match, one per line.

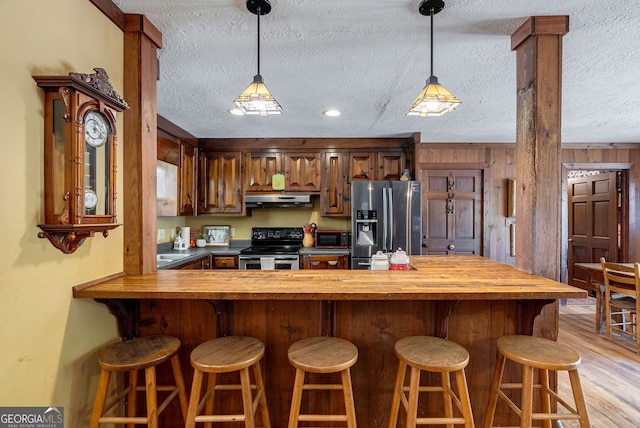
left=74, top=255, right=585, bottom=427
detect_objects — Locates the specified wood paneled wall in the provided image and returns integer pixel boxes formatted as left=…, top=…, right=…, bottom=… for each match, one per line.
left=416, top=143, right=640, bottom=271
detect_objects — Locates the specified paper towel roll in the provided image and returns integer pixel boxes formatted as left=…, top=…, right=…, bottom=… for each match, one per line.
left=181, top=227, right=191, bottom=245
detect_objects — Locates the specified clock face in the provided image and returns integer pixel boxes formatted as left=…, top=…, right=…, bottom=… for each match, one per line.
left=84, top=188, right=98, bottom=210
left=84, top=111, right=109, bottom=148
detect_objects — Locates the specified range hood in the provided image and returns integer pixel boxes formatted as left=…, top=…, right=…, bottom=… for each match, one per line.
left=245, top=194, right=314, bottom=209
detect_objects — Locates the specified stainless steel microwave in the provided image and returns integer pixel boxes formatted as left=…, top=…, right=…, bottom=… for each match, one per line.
left=315, top=230, right=351, bottom=248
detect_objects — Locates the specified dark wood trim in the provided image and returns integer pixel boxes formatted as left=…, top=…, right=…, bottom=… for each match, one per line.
left=124, top=14, right=163, bottom=49
left=199, top=137, right=415, bottom=151
left=157, top=114, right=198, bottom=146
left=418, top=162, right=489, bottom=170
left=511, top=15, right=569, bottom=50
left=88, top=0, right=125, bottom=30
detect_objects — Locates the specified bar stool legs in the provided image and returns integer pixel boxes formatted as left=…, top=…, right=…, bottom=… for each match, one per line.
left=185, top=336, right=271, bottom=428
left=483, top=335, right=591, bottom=428
left=388, top=336, right=474, bottom=428
left=287, top=336, right=358, bottom=428
left=89, top=335, right=188, bottom=428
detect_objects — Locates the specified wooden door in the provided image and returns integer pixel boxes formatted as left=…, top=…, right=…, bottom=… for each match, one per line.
left=349, top=152, right=376, bottom=180
left=245, top=152, right=282, bottom=192
left=377, top=151, right=406, bottom=180
left=321, top=151, right=348, bottom=216
left=198, top=151, right=243, bottom=214
left=423, top=170, right=483, bottom=255
left=568, top=171, right=619, bottom=288
left=179, top=142, right=195, bottom=216
left=284, top=152, right=321, bottom=191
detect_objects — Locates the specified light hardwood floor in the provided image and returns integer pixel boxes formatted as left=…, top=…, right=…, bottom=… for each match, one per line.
left=557, top=303, right=640, bottom=427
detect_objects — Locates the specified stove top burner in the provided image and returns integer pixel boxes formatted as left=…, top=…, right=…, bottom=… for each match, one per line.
left=240, top=227, right=304, bottom=255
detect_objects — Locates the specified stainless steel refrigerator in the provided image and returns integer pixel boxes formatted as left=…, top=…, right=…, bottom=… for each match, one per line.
left=351, top=180, right=422, bottom=269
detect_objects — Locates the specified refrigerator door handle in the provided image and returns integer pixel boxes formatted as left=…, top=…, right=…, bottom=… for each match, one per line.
left=382, top=187, right=388, bottom=252
left=387, top=186, right=394, bottom=251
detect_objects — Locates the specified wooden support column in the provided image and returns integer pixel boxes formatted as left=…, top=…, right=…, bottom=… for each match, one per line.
left=123, top=15, right=162, bottom=274
left=511, top=16, right=569, bottom=281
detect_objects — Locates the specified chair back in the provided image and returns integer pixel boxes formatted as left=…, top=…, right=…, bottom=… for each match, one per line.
left=600, top=257, right=640, bottom=298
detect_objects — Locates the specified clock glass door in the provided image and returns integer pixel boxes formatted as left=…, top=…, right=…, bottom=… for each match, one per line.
left=83, top=110, right=111, bottom=216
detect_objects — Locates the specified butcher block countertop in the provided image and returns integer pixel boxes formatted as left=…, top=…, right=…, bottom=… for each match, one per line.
left=73, top=255, right=585, bottom=301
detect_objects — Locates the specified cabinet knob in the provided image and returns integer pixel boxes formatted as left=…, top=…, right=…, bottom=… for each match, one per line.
left=448, top=244, right=455, bottom=250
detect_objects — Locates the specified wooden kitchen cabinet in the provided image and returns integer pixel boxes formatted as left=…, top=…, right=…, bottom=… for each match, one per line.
left=157, top=126, right=197, bottom=217
left=245, top=152, right=282, bottom=192
left=349, top=152, right=376, bottom=180
left=378, top=151, right=407, bottom=180
left=284, top=152, right=322, bottom=191
left=199, top=151, right=244, bottom=215
left=179, top=143, right=196, bottom=215
left=177, top=255, right=211, bottom=270
left=211, top=255, right=238, bottom=269
left=196, top=135, right=417, bottom=217
left=321, top=151, right=348, bottom=216
left=301, top=254, right=349, bottom=269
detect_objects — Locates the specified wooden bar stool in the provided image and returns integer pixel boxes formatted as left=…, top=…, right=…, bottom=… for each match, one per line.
left=388, top=336, right=474, bottom=428
left=287, top=336, right=358, bottom=428
left=90, top=335, right=188, bottom=428
left=185, top=336, right=271, bottom=428
left=483, top=335, right=590, bottom=428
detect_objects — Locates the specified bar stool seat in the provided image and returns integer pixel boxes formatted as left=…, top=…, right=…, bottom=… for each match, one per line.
left=483, top=335, right=590, bottom=428
left=90, top=335, right=188, bottom=428
left=388, top=336, right=474, bottom=428
left=185, top=336, right=271, bottom=428
left=287, top=336, right=358, bottom=428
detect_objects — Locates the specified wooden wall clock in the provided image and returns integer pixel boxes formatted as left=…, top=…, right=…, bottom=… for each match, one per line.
left=33, top=68, right=129, bottom=253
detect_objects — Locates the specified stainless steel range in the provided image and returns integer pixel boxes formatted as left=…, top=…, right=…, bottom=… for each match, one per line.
left=239, top=227, right=304, bottom=270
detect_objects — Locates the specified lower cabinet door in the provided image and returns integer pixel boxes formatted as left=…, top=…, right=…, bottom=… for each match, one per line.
left=302, top=255, right=349, bottom=269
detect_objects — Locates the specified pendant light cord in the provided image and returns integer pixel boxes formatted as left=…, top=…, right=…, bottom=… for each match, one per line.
left=257, top=6, right=261, bottom=76
left=429, top=7, right=434, bottom=77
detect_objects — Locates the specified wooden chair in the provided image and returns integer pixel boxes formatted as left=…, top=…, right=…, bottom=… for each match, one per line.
left=483, top=335, right=590, bottom=428
left=185, top=335, right=271, bottom=428
left=388, top=336, right=474, bottom=428
left=600, top=257, right=640, bottom=353
left=287, top=336, right=358, bottom=428
left=90, top=335, right=188, bottom=428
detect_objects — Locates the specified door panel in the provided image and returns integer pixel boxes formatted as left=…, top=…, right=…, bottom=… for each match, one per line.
left=423, top=170, right=483, bottom=255
left=568, top=171, right=619, bottom=288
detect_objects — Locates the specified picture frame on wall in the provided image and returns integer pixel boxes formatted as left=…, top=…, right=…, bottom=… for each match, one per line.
left=203, top=225, right=231, bottom=246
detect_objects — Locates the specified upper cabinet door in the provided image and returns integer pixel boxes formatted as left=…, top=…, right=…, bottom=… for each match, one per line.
left=284, top=152, right=322, bottom=192
left=349, top=152, right=376, bottom=181
left=179, top=142, right=196, bottom=216
left=199, top=151, right=243, bottom=214
left=321, top=151, right=347, bottom=216
left=377, top=151, right=407, bottom=180
left=245, top=152, right=283, bottom=192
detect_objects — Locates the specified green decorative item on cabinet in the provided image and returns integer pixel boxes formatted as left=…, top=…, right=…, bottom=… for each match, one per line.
left=272, top=172, right=285, bottom=190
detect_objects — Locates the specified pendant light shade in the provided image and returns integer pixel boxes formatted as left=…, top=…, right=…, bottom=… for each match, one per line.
left=407, top=0, right=460, bottom=117
left=234, top=0, right=282, bottom=116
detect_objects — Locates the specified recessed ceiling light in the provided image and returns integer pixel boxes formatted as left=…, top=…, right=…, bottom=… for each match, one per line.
left=228, top=107, right=245, bottom=116
left=323, top=109, right=341, bottom=117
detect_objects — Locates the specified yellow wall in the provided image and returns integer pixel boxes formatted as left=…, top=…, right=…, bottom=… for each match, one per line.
left=0, top=0, right=123, bottom=424
left=157, top=199, right=351, bottom=243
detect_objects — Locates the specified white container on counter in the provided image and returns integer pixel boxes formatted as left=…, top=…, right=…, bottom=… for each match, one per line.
left=370, top=251, right=390, bottom=270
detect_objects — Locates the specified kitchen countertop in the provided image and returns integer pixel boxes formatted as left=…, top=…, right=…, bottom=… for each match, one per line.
left=74, top=255, right=585, bottom=301
left=156, top=240, right=248, bottom=269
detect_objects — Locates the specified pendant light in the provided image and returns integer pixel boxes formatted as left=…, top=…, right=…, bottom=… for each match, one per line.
left=234, top=0, right=282, bottom=116
left=407, top=0, right=461, bottom=117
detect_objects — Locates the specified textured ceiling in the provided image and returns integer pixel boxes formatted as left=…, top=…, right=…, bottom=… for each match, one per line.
left=111, top=0, right=640, bottom=143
